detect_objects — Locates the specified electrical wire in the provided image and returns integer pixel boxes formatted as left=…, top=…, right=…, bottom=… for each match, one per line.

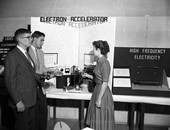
left=51, top=0, right=58, bottom=16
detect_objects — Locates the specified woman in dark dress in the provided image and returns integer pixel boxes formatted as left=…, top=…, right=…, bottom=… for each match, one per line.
left=83, top=40, right=115, bottom=130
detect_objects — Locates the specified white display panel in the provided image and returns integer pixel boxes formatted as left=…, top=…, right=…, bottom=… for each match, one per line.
left=31, top=17, right=116, bottom=89
left=31, top=17, right=79, bottom=67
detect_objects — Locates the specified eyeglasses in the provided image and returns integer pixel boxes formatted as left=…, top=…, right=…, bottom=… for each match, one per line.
left=20, top=36, right=32, bottom=40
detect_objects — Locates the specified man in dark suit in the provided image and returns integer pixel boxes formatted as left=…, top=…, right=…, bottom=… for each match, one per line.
left=5, top=28, right=38, bottom=130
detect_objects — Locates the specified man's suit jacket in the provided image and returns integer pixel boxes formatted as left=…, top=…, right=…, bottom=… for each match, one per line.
left=28, top=47, right=49, bottom=74
left=5, top=47, right=38, bottom=108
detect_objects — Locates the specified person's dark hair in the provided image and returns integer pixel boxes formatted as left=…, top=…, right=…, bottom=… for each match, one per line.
left=32, top=31, right=45, bottom=38
left=92, top=40, right=110, bottom=56
left=14, top=28, right=31, bottom=40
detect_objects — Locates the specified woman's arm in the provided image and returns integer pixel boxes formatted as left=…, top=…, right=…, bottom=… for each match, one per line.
left=82, top=73, right=93, bottom=80
left=96, top=60, right=111, bottom=108
left=96, top=81, right=108, bottom=108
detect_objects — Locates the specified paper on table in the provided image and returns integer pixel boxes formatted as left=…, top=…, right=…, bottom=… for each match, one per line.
left=68, top=89, right=82, bottom=93
left=113, top=78, right=131, bottom=88
left=82, top=127, right=94, bottom=130
left=113, top=68, right=130, bottom=77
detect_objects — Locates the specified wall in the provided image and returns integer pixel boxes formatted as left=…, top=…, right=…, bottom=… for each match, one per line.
left=0, top=18, right=30, bottom=41
left=115, top=17, right=170, bottom=47
left=1, top=0, right=170, bottom=127
left=0, top=0, right=170, bottom=17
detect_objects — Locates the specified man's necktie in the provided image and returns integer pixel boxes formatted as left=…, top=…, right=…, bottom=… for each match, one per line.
left=25, top=51, right=34, bottom=67
left=35, top=49, right=40, bottom=72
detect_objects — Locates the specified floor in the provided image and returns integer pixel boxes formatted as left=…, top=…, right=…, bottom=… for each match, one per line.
left=0, top=118, right=168, bottom=130
left=0, top=107, right=169, bottom=130
left=0, top=105, right=169, bottom=130
left=47, top=118, right=168, bottom=130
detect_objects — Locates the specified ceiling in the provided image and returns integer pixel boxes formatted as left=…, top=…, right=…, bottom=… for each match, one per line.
left=0, top=0, right=170, bottom=18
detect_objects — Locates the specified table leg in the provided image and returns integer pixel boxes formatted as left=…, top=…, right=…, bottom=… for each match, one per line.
left=128, top=103, right=135, bottom=130
left=0, top=105, right=1, bottom=127
left=47, top=105, right=50, bottom=121
left=52, top=99, right=56, bottom=119
left=79, top=100, right=85, bottom=129
left=139, top=103, right=145, bottom=130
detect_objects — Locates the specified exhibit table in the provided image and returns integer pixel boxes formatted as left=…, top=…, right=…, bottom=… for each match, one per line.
left=46, top=88, right=170, bottom=130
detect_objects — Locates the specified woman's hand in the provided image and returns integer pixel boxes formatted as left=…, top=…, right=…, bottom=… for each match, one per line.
left=82, top=73, right=93, bottom=79
left=82, top=73, right=89, bottom=78
left=16, top=101, right=25, bottom=112
left=96, top=99, right=101, bottom=108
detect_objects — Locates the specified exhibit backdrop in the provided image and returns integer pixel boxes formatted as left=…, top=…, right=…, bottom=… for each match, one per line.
left=31, top=16, right=116, bottom=88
